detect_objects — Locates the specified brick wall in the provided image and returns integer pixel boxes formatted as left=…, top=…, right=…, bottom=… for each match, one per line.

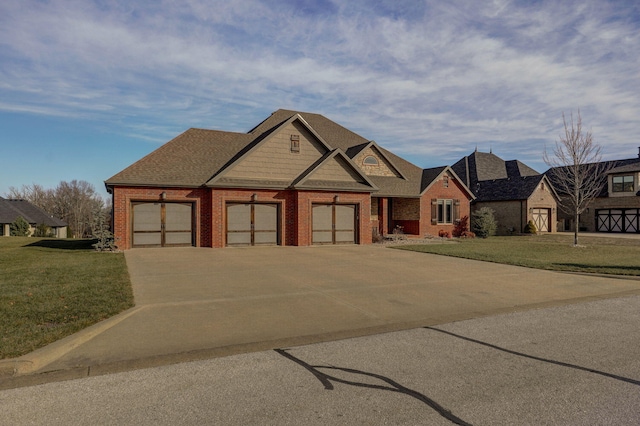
left=419, top=175, right=472, bottom=237
left=111, top=186, right=210, bottom=250
left=111, top=186, right=371, bottom=249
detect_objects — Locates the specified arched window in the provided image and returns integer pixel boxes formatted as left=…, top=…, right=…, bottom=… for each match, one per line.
left=363, top=156, right=379, bottom=166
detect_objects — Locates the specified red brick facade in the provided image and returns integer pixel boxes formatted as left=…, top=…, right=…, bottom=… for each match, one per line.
left=419, top=175, right=472, bottom=237
left=112, top=186, right=371, bottom=249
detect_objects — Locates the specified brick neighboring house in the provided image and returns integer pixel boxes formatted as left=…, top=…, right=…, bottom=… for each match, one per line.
left=547, top=152, right=640, bottom=233
left=452, top=150, right=559, bottom=235
left=105, top=109, right=474, bottom=249
left=0, top=197, right=67, bottom=237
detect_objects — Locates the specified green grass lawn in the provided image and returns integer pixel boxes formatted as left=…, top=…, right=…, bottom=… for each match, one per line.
left=0, top=238, right=134, bottom=359
left=394, top=234, right=640, bottom=277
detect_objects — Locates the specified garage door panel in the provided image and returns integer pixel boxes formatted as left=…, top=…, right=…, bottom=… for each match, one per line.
left=254, top=204, right=278, bottom=232
left=226, top=203, right=279, bottom=246
left=133, top=203, right=161, bottom=231
left=164, top=203, right=192, bottom=231
left=312, top=203, right=357, bottom=245
left=335, top=230, right=355, bottom=243
left=531, top=208, right=549, bottom=232
left=133, top=232, right=162, bottom=246
left=227, top=204, right=252, bottom=232
left=132, top=202, right=194, bottom=247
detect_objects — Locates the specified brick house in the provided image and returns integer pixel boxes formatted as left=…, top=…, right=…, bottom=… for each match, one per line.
left=452, top=150, right=559, bottom=234
left=548, top=152, right=640, bottom=233
left=105, top=109, right=474, bottom=249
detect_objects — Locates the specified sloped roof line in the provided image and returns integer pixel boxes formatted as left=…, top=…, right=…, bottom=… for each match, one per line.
left=0, top=198, right=66, bottom=227
left=290, top=148, right=378, bottom=192
left=207, top=114, right=334, bottom=187
left=354, top=140, right=408, bottom=180
left=419, top=166, right=476, bottom=199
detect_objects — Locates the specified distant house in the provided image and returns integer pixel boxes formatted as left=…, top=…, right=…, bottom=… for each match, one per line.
left=105, top=109, right=475, bottom=249
left=452, top=150, right=559, bottom=234
left=547, top=151, right=640, bottom=233
left=0, top=197, right=67, bottom=237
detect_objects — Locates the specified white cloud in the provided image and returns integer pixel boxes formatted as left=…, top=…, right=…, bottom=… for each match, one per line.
left=1, top=0, right=639, bottom=174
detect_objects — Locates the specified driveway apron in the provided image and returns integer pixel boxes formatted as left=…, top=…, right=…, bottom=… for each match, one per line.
left=36, top=245, right=640, bottom=374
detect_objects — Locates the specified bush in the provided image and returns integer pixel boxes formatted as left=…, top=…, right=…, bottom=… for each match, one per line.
left=10, top=216, right=30, bottom=236
left=91, top=207, right=118, bottom=251
left=472, top=207, right=497, bottom=238
left=438, top=230, right=451, bottom=238
left=34, top=223, right=53, bottom=237
left=452, top=216, right=469, bottom=237
left=524, top=220, right=537, bottom=234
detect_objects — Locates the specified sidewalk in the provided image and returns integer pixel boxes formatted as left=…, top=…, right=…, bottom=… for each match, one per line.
left=2, top=245, right=640, bottom=389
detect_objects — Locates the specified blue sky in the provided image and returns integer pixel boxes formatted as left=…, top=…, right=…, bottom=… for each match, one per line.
left=2, top=0, right=639, bottom=198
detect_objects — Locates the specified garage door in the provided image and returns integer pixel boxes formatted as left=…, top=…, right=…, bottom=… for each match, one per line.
left=597, top=209, right=640, bottom=233
left=132, top=202, right=193, bottom=247
left=312, top=204, right=357, bottom=244
left=226, top=203, right=279, bottom=246
left=531, top=208, right=549, bottom=232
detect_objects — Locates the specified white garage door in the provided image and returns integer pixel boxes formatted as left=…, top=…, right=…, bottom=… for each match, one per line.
left=531, top=208, right=550, bottom=232
left=312, top=204, right=357, bottom=244
left=226, top=203, right=279, bottom=246
left=132, top=202, right=193, bottom=247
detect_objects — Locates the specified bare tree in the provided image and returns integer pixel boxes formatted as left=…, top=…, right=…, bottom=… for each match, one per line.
left=6, top=180, right=105, bottom=238
left=544, top=111, right=613, bottom=246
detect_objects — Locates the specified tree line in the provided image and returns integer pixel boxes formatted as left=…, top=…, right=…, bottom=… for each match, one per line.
left=6, top=180, right=110, bottom=239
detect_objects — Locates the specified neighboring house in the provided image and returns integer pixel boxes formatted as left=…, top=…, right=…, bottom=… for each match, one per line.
left=452, top=150, right=559, bottom=234
left=105, top=109, right=475, bottom=249
left=0, top=197, right=67, bottom=237
left=547, top=151, right=640, bottom=233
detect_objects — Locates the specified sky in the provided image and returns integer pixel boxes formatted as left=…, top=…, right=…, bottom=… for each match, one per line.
left=1, top=0, right=640, bottom=199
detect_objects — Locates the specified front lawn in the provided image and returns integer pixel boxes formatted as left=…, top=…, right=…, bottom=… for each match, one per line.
left=0, top=238, right=134, bottom=359
left=394, top=234, right=640, bottom=276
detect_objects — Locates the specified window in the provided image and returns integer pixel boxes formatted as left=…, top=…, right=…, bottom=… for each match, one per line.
left=363, top=155, right=379, bottom=165
left=290, top=134, right=300, bottom=153
left=437, top=199, right=453, bottom=224
left=612, top=175, right=634, bottom=192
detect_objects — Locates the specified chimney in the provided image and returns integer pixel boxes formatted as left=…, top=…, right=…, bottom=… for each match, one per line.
left=638, top=146, right=640, bottom=158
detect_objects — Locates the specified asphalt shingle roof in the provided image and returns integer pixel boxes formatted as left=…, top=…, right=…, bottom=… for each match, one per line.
left=0, top=197, right=66, bottom=227
left=106, top=109, right=427, bottom=197
left=452, top=150, right=545, bottom=201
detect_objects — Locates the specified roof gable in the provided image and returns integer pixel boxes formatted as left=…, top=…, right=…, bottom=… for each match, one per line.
left=420, top=166, right=475, bottom=199
left=351, top=141, right=406, bottom=179
left=291, top=150, right=378, bottom=192
left=207, top=115, right=333, bottom=189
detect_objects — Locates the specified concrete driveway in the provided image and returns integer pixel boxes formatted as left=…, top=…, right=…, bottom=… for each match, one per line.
left=7, top=245, right=640, bottom=384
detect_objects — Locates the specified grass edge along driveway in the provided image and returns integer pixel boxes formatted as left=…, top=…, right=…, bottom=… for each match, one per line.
left=394, top=234, right=640, bottom=277
left=1, top=238, right=133, bottom=359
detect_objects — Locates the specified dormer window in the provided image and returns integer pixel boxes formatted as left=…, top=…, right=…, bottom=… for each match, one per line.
left=290, top=135, right=300, bottom=153
left=363, top=156, right=378, bottom=166
left=613, top=175, right=634, bottom=192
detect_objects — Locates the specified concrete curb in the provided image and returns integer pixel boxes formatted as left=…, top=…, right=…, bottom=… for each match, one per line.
left=0, top=306, right=145, bottom=378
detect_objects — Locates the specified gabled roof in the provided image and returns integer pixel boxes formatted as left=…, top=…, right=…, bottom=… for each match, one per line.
left=106, top=109, right=428, bottom=197
left=207, top=113, right=333, bottom=188
left=0, top=197, right=66, bottom=227
left=420, top=166, right=475, bottom=199
left=545, top=157, right=640, bottom=197
left=290, top=149, right=378, bottom=192
left=350, top=140, right=407, bottom=180
left=452, top=150, right=547, bottom=201
left=105, top=129, right=253, bottom=187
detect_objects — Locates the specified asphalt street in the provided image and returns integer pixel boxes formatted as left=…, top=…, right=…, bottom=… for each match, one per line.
left=1, top=294, right=639, bottom=425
